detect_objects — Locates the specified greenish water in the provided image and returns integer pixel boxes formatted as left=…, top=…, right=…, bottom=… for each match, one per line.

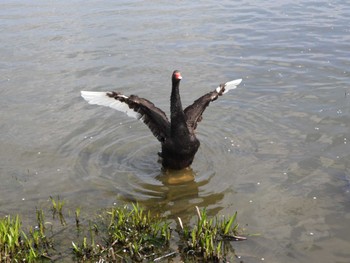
left=1, top=1, right=350, bottom=262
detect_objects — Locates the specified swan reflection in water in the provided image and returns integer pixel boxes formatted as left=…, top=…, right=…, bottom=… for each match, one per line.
left=118, top=168, right=224, bottom=223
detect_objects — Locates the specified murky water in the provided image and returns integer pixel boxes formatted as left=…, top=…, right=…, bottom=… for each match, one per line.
left=1, top=0, right=350, bottom=262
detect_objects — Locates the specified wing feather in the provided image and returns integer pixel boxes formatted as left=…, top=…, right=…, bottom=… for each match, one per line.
left=81, top=91, right=170, bottom=142
left=185, top=78, right=242, bottom=131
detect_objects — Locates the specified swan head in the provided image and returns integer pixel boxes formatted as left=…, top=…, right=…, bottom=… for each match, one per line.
left=172, top=70, right=182, bottom=81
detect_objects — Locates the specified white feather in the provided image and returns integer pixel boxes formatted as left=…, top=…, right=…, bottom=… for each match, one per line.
left=216, top=78, right=242, bottom=94
left=81, top=91, right=140, bottom=119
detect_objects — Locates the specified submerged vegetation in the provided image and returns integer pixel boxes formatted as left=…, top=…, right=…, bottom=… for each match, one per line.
left=0, top=197, right=245, bottom=262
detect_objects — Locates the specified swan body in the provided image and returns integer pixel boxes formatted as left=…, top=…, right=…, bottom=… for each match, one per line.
left=81, top=70, right=242, bottom=170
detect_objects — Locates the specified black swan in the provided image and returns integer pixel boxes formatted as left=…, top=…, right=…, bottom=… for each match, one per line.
left=81, top=70, right=242, bottom=170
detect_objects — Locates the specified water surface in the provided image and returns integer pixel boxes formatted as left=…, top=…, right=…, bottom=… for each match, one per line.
left=1, top=1, right=350, bottom=262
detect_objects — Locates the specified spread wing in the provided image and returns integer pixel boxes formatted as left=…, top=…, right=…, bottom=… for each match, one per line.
left=81, top=91, right=170, bottom=142
left=184, top=79, right=242, bottom=132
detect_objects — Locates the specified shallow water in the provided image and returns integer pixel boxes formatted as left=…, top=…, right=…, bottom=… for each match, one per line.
left=1, top=0, right=350, bottom=262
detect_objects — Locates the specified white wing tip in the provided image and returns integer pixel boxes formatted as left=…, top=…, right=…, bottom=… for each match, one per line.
left=216, top=78, right=243, bottom=93
left=225, top=78, right=242, bottom=86
left=80, top=90, right=140, bottom=119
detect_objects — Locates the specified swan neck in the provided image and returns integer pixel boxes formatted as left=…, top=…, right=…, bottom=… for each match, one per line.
left=170, top=80, right=187, bottom=134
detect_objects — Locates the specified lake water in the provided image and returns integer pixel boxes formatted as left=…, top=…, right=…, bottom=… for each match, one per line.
left=1, top=0, right=350, bottom=262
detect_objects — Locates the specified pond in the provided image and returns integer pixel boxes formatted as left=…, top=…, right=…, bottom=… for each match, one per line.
left=1, top=1, right=350, bottom=262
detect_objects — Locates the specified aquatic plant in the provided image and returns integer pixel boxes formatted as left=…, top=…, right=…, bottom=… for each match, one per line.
left=0, top=212, right=53, bottom=262
left=75, top=207, right=81, bottom=229
left=1, top=199, right=244, bottom=262
left=72, top=203, right=171, bottom=262
left=0, top=215, right=22, bottom=262
left=178, top=206, right=245, bottom=262
left=50, top=195, right=66, bottom=225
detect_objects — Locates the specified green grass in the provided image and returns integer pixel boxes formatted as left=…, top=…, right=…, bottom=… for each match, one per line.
left=50, top=195, right=66, bottom=225
left=0, top=211, right=53, bottom=262
left=177, top=206, right=245, bottom=262
left=72, top=203, right=172, bottom=262
left=1, top=199, right=245, bottom=262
